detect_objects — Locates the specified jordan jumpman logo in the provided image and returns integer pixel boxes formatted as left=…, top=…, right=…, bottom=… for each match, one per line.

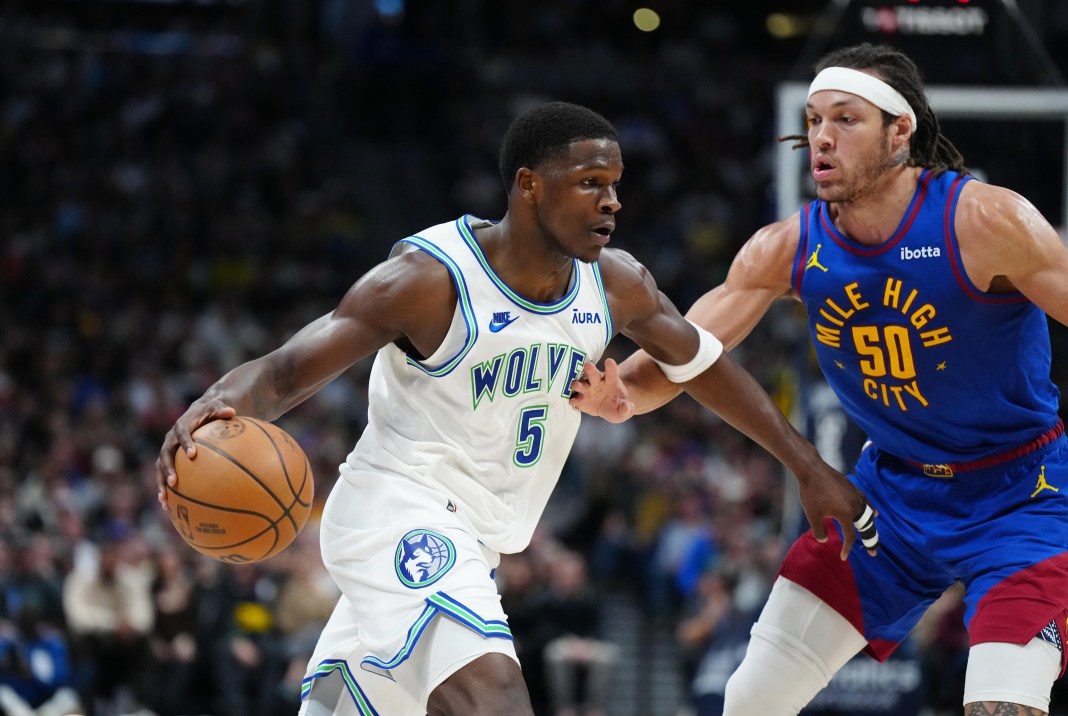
left=1031, top=465, right=1059, bottom=498
left=805, top=244, right=828, bottom=272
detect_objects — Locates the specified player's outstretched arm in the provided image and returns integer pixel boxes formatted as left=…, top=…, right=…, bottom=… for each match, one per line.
left=682, top=351, right=877, bottom=557
left=156, top=249, right=455, bottom=510
left=598, top=245, right=877, bottom=558
left=572, top=218, right=799, bottom=420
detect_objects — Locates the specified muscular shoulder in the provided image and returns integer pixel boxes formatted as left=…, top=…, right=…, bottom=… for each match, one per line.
left=340, top=244, right=458, bottom=356
left=356, top=244, right=455, bottom=307
left=726, top=215, right=801, bottom=297
left=595, top=248, right=662, bottom=326
left=954, top=180, right=1059, bottom=291
left=596, top=247, right=652, bottom=292
left=955, top=180, right=1042, bottom=239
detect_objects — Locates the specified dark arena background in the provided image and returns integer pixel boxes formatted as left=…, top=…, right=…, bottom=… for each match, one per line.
left=1, top=1, right=1066, bottom=715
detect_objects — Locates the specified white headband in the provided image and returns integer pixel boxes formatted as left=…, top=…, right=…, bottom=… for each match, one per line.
left=808, top=66, right=917, bottom=128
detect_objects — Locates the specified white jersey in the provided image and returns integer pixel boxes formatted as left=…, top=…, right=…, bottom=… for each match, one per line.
left=342, top=216, right=612, bottom=554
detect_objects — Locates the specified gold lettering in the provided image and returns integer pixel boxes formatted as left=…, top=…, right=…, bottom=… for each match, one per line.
left=852, top=326, right=886, bottom=377
left=825, top=298, right=855, bottom=321
left=864, top=378, right=878, bottom=400
left=883, top=278, right=902, bottom=308
left=863, top=378, right=929, bottom=410
left=887, top=385, right=908, bottom=410
left=920, top=327, right=953, bottom=347
left=818, top=308, right=845, bottom=327
left=903, top=380, right=929, bottom=407
left=815, top=323, right=842, bottom=348
left=844, top=282, right=869, bottom=311
left=901, top=289, right=918, bottom=315
left=910, top=304, right=935, bottom=329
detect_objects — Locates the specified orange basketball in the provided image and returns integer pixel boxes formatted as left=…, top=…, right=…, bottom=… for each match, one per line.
left=168, top=416, right=314, bottom=563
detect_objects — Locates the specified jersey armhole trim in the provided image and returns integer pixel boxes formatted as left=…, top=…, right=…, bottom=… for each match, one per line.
left=397, top=236, right=480, bottom=376
left=943, top=176, right=1029, bottom=305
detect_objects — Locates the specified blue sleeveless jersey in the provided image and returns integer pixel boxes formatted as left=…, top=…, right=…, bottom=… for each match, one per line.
left=792, top=169, right=1060, bottom=463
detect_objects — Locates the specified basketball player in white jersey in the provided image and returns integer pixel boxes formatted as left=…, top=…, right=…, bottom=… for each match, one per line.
left=155, top=101, right=875, bottom=716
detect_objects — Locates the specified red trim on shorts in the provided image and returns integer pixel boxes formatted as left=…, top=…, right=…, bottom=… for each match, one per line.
left=894, top=419, right=1064, bottom=477
left=777, top=519, right=899, bottom=662
left=970, top=552, right=1068, bottom=678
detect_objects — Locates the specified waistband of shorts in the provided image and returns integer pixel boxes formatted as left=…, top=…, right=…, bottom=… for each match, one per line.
left=885, top=418, right=1065, bottom=478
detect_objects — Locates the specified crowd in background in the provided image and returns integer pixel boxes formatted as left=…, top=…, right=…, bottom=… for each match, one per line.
left=1, top=1, right=1067, bottom=715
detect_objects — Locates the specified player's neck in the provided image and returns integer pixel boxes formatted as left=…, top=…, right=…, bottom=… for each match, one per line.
left=472, top=217, right=575, bottom=303
left=831, top=165, right=923, bottom=247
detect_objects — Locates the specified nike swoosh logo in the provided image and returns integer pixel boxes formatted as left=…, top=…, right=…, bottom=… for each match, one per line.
left=488, top=316, right=520, bottom=332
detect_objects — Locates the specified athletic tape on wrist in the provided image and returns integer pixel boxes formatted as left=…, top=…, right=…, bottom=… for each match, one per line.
left=651, top=324, right=724, bottom=383
left=853, top=504, right=879, bottom=551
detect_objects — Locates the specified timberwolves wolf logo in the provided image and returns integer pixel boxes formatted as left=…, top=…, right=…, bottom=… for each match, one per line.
left=394, top=529, right=456, bottom=589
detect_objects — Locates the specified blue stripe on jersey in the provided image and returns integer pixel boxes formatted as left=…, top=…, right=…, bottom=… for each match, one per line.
left=360, top=592, right=513, bottom=673
left=794, top=170, right=1060, bottom=462
left=301, top=659, right=381, bottom=715
left=396, top=235, right=478, bottom=377
left=456, top=216, right=582, bottom=314
left=361, top=604, right=437, bottom=671
left=426, top=591, right=514, bottom=639
left=590, top=260, right=614, bottom=346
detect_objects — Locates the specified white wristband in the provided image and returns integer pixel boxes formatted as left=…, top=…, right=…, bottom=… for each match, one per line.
left=651, top=323, right=724, bottom=383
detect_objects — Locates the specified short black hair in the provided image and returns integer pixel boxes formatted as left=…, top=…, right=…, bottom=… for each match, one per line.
left=498, top=101, right=619, bottom=191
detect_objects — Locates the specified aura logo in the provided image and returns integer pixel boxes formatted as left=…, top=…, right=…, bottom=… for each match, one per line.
left=394, top=529, right=456, bottom=588
left=489, top=311, right=519, bottom=333
left=572, top=309, right=602, bottom=324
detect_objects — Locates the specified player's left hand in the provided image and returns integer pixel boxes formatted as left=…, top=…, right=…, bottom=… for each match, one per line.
left=569, top=359, right=635, bottom=423
left=796, top=466, right=879, bottom=559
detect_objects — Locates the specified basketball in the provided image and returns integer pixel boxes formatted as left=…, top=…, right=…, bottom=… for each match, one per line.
left=168, top=416, right=314, bottom=563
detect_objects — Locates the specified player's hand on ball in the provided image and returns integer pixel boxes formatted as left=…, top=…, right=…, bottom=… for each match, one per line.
left=156, top=401, right=237, bottom=511
left=569, top=359, right=635, bottom=423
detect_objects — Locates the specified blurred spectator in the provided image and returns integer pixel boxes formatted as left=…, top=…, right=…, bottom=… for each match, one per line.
left=537, top=550, right=618, bottom=716
left=145, top=549, right=203, bottom=716
left=200, top=562, right=288, bottom=716
left=675, top=568, right=735, bottom=694
left=61, top=536, right=153, bottom=715
left=497, top=552, right=548, bottom=714
left=0, top=605, right=82, bottom=716
left=0, top=534, right=66, bottom=633
left=645, top=489, right=716, bottom=619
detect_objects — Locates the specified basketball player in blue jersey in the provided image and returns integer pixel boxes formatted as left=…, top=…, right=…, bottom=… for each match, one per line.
left=572, top=43, right=1068, bottom=715
left=154, top=101, right=873, bottom=716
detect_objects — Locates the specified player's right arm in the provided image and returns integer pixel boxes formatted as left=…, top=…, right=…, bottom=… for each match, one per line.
left=571, top=216, right=801, bottom=420
left=156, top=247, right=456, bottom=508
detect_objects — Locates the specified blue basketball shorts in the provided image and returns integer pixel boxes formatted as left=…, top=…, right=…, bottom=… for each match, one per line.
left=779, top=426, right=1068, bottom=675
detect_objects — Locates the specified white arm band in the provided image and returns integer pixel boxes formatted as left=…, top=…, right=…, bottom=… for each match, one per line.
left=651, top=323, right=724, bottom=383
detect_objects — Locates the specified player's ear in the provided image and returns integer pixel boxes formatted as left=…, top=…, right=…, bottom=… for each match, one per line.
left=517, top=168, right=537, bottom=200
left=893, top=114, right=913, bottom=142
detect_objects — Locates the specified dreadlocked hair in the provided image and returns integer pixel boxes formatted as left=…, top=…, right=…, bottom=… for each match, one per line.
left=782, top=43, right=968, bottom=177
